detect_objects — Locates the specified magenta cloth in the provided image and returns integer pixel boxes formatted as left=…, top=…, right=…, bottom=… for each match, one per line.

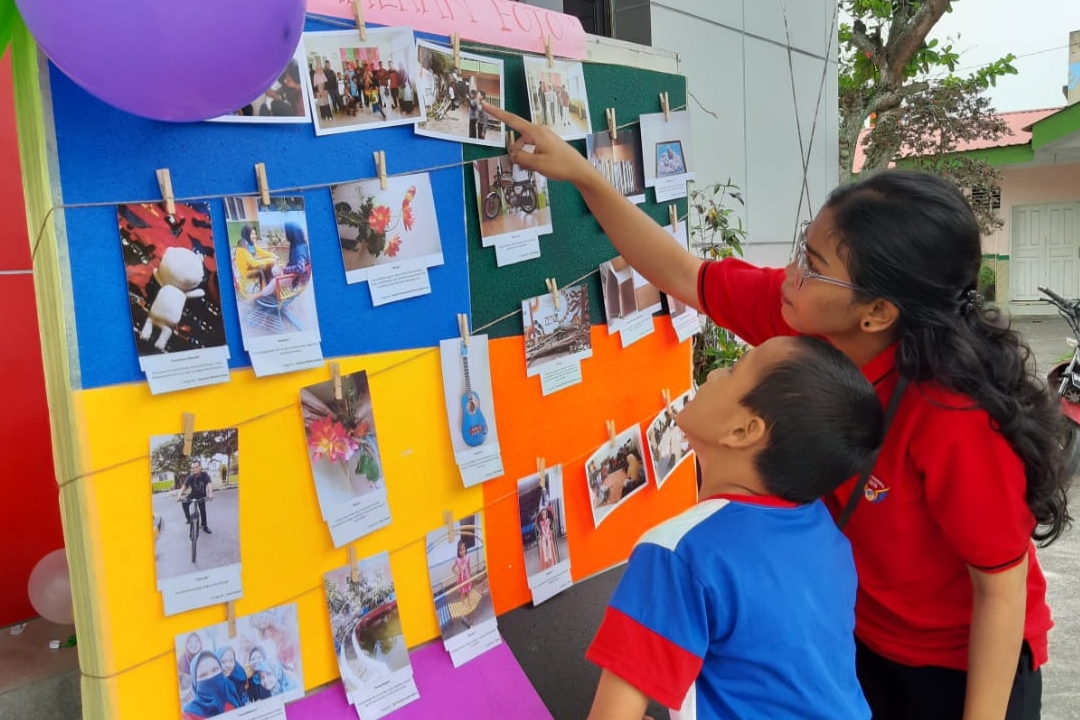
left=286, top=638, right=553, bottom=720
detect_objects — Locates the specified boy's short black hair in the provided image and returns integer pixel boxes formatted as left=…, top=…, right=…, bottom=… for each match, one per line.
left=740, top=336, right=885, bottom=504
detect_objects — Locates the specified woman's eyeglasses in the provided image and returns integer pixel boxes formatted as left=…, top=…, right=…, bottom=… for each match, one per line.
left=794, top=223, right=860, bottom=291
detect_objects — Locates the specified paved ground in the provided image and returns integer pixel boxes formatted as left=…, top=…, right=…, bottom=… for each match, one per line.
left=151, top=486, right=240, bottom=581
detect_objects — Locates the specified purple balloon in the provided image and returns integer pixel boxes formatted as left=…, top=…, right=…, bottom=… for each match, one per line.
left=16, top=0, right=306, bottom=122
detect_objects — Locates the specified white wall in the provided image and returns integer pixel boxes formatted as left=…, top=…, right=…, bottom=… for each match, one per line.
left=649, top=0, right=839, bottom=268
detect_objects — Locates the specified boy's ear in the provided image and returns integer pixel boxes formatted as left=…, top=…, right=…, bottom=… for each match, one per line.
left=718, top=414, right=767, bottom=449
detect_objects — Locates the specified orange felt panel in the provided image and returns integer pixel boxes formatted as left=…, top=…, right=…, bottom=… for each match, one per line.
left=483, top=321, right=697, bottom=614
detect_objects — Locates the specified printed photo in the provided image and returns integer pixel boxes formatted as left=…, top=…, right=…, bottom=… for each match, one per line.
left=439, top=334, right=499, bottom=455
left=302, top=28, right=424, bottom=136
left=426, top=514, right=496, bottom=643
left=224, top=196, right=318, bottom=339
left=647, top=390, right=695, bottom=488
left=324, top=553, right=410, bottom=695
left=301, top=370, right=385, bottom=505
left=585, top=424, right=651, bottom=527
left=473, top=155, right=553, bottom=246
left=332, top=172, right=444, bottom=284
left=209, top=46, right=311, bottom=123
left=639, top=109, right=694, bottom=187
left=415, top=40, right=505, bottom=148
left=599, top=256, right=662, bottom=332
left=585, top=126, right=646, bottom=203
left=521, top=284, right=592, bottom=376
left=522, top=56, right=592, bottom=140
left=118, top=202, right=226, bottom=357
left=516, top=466, right=569, bottom=581
left=150, top=430, right=240, bottom=583
left=175, top=603, right=303, bottom=720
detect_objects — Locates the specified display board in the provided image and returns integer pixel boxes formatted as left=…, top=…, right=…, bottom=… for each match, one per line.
left=13, top=14, right=695, bottom=720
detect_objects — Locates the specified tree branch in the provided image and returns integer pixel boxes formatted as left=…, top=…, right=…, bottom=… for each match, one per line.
left=868, top=80, right=929, bottom=116
left=849, top=22, right=888, bottom=77
left=885, top=0, right=952, bottom=85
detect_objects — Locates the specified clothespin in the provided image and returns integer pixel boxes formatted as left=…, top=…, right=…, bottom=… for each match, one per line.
left=348, top=546, right=359, bottom=583
left=669, top=205, right=679, bottom=233
left=444, top=510, right=455, bottom=544
left=352, top=0, right=367, bottom=41
left=181, top=413, right=195, bottom=456
left=373, top=150, right=387, bottom=191
left=226, top=601, right=237, bottom=638
left=330, top=362, right=342, bottom=400
left=254, top=163, right=270, bottom=206
left=506, top=129, right=516, bottom=155
left=544, top=35, right=554, bottom=68
left=457, top=313, right=470, bottom=347
left=545, top=278, right=560, bottom=310
left=606, top=420, right=617, bottom=449
left=661, top=388, right=673, bottom=414
left=659, top=92, right=671, bottom=121
left=606, top=108, right=617, bottom=142
left=452, top=32, right=462, bottom=71
left=156, top=168, right=175, bottom=215
left=537, top=457, right=546, bottom=482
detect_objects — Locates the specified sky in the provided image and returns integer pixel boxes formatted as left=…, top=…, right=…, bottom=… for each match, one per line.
left=924, top=0, right=1077, bottom=112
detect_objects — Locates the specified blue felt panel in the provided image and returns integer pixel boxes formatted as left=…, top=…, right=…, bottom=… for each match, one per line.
left=49, top=22, right=470, bottom=390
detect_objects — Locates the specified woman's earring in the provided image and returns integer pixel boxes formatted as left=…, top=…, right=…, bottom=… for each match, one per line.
left=862, top=321, right=871, bottom=328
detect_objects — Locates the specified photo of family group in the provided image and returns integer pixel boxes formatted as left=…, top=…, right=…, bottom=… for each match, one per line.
left=332, top=172, right=444, bottom=285
left=521, top=284, right=592, bottom=377
left=516, top=466, right=569, bottom=583
left=210, top=46, right=311, bottom=123
left=224, top=196, right=318, bottom=341
left=586, top=425, right=651, bottom=527
left=646, top=390, right=695, bottom=488
left=599, top=255, right=662, bottom=334
left=472, top=155, right=553, bottom=246
left=325, top=552, right=415, bottom=710
left=118, top=202, right=226, bottom=358
left=150, top=429, right=240, bottom=586
left=522, top=56, right=592, bottom=140
left=426, top=514, right=496, bottom=644
left=175, top=603, right=303, bottom=720
left=302, top=28, right=424, bottom=135
left=415, top=40, right=505, bottom=148
left=585, top=126, right=646, bottom=204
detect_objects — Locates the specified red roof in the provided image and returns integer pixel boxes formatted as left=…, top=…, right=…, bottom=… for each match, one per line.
left=853, top=107, right=1063, bottom=172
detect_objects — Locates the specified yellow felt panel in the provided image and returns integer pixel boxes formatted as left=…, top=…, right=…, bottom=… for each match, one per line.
left=75, top=348, right=482, bottom=719
left=482, top=323, right=697, bottom=614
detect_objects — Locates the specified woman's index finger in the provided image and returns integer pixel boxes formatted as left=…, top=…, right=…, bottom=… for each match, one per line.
left=482, top=102, right=530, bottom=131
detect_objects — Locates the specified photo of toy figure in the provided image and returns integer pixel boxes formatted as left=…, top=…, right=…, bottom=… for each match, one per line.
left=118, top=201, right=226, bottom=357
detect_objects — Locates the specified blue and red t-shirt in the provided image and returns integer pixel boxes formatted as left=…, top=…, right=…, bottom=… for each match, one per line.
left=587, top=495, right=870, bottom=720
left=696, top=259, right=1053, bottom=671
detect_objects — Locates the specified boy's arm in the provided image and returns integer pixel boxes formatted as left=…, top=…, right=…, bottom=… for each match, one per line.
left=585, top=670, right=649, bottom=720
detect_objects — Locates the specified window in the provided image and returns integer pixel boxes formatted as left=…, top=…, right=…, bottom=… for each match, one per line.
left=970, top=185, right=1002, bottom=211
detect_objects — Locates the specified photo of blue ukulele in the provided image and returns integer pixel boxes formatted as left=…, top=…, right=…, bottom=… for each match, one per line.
left=460, top=340, right=488, bottom=447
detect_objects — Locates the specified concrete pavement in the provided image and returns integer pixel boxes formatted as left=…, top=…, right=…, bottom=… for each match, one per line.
left=151, top=486, right=240, bottom=581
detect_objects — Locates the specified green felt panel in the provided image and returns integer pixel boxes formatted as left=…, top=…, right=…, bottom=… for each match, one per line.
left=462, top=47, right=687, bottom=339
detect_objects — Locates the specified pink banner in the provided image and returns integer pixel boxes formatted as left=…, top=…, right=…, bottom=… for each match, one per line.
left=306, top=0, right=588, bottom=60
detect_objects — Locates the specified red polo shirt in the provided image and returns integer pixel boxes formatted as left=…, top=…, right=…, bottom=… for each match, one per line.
left=698, top=259, right=1052, bottom=670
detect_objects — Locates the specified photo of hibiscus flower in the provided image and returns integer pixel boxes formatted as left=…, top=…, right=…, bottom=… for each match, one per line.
left=331, top=172, right=443, bottom=285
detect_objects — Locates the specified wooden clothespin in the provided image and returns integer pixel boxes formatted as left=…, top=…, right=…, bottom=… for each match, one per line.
left=181, top=413, right=195, bottom=456
left=348, top=546, right=359, bottom=583
left=457, top=313, right=470, bottom=347
left=352, top=0, right=367, bottom=41
left=156, top=168, right=175, bottom=214
left=606, top=108, right=617, bottom=142
left=330, top=362, right=342, bottom=400
left=606, top=420, right=617, bottom=449
left=373, top=150, right=387, bottom=191
left=452, top=32, right=462, bottom=71
left=669, top=205, right=679, bottom=233
left=506, top=129, right=516, bottom=155
left=661, top=388, right=673, bottom=413
left=537, top=457, right=546, bottom=482
left=226, top=601, right=237, bottom=638
left=444, top=510, right=455, bottom=544
left=254, top=163, right=270, bottom=206
left=659, top=92, right=671, bottom=121
left=544, top=35, right=554, bottom=68
left=545, top=278, right=560, bottom=310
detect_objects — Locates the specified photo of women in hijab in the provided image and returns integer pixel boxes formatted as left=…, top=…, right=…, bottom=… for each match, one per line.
left=181, top=651, right=243, bottom=720
left=217, top=647, right=250, bottom=707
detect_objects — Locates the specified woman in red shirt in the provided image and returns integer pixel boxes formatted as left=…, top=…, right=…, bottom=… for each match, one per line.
left=486, top=104, right=1072, bottom=720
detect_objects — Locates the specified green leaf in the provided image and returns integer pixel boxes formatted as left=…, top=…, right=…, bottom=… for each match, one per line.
left=0, top=0, right=20, bottom=55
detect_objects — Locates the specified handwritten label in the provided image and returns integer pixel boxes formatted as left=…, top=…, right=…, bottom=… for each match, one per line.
left=307, top=0, right=587, bottom=59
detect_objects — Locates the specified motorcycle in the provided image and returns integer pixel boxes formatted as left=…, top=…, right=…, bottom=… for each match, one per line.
left=1038, top=285, right=1080, bottom=476
left=482, top=159, right=538, bottom=220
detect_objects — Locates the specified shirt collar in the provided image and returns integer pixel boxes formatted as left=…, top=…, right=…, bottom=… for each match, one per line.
left=862, top=342, right=899, bottom=386
left=703, top=493, right=802, bottom=509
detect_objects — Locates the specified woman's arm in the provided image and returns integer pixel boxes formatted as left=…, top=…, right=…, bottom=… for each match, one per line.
left=963, top=557, right=1028, bottom=720
left=484, top=104, right=704, bottom=311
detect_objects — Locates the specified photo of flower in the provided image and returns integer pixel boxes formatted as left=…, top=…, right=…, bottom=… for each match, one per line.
left=332, top=172, right=444, bottom=284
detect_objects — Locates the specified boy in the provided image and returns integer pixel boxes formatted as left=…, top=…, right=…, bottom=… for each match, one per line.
left=584, top=335, right=882, bottom=720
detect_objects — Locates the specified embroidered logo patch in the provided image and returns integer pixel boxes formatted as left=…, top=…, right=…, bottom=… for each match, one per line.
left=863, top=476, right=890, bottom=503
